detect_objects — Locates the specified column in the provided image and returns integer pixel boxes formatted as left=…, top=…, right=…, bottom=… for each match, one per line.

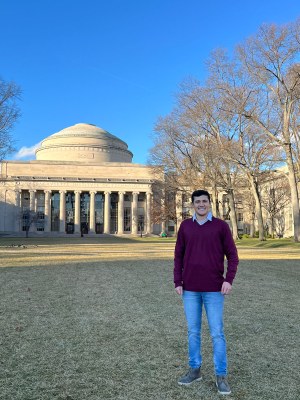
left=146, top=191, right=152, bottom=235
left=89, top=191, right=96, bottom=233
left=44, top=190, right=51, bottom=232
left=104, top=191, right=111, bottom=234
left=117, top=192, right=125, bottom=234
left=29, top=190, right=36, bottom=211
left=74, top=190, right=81, bottom=234
left=15, top=190, right=21, bottom=232
left=59, top=190, right=66, bottom=233
left=132, top=192, right=139, bottom=235
left=175, top=191, right=183, bottom=233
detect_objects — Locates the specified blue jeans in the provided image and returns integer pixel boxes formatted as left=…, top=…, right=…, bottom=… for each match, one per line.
left=182, top=290, right=227, bottom=376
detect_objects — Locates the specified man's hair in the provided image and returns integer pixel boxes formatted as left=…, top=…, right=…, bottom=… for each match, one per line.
left=191, top=189, right=211, bottom=203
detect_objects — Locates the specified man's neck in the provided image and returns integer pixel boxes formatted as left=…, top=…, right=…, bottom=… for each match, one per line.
left=196, top=213, right=208, bottom=222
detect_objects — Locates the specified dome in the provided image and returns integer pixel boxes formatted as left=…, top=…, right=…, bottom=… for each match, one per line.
left=35, top=123, right=133, bottom=163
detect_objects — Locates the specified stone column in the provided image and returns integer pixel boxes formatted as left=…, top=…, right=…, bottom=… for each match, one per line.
left=146, top=191, right=152, bottom=235
left=117, top=192, right=125, bottom=234
left=74, top=190, right=81, bottom=234
left=59, top=190, right=66, bottom=233
left=89, top=191, right=96, bottom=233
left=132, top=192, right=139, bottom=235
left=176, top=191, right=183, bottom=233
left=15, top=190, right=22, bottom=232
left=104, top=191, right=111, bottom=234
left=44, top=190, right=51, bottom=232
left=29, top=190, right=36, bottom=211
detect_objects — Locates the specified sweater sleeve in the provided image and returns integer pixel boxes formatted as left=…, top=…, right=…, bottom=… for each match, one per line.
left=173, top=224, right=185, bottom=288
left=222, top=222, right=239, bottom=285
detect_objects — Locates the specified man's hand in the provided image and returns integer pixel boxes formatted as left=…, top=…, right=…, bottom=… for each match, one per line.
left=221, top=282, right=232, bottom=295
left=175, top=286, right=183, bottom=295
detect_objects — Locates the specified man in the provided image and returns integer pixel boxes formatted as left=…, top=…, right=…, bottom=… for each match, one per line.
left=174, top=189, right=239, bottom=395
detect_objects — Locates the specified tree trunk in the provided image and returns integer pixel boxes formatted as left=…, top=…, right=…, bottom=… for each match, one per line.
left=284, top=145, right=300, bottom=242
left=247, top=173, right=265, bottom=241
left=250, top=212, right=255, bottom=237
left=227, top=189, right=239, bottom=240
left=270, top=217, right=275, bottom=239
left=211, top=186, right=220, bottom=217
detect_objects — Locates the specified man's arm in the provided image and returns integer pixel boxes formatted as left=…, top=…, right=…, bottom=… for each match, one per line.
left=174, top=224, right=185, bottom=293
left=222, top=222, right=239, bottom=286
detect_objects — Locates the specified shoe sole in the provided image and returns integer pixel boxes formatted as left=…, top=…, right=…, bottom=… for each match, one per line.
left=178, top=377, right=202, bottom=386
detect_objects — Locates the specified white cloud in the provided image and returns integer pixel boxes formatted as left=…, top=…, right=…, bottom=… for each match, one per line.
left=13, top=142, right=41, bottom=160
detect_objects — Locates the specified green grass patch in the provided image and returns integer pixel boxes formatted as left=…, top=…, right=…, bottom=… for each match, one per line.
left=236, top=237, right=300, bottom=248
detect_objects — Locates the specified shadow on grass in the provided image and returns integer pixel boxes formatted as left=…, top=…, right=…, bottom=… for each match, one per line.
left=0, top=235, right=177, bottom=248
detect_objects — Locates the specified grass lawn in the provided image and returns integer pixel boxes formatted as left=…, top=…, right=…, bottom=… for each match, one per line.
left=0, top=237, right=299, bottom=400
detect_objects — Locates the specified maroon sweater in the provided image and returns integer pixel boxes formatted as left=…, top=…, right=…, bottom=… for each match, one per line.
left=174, top=217, right=239, bottom=292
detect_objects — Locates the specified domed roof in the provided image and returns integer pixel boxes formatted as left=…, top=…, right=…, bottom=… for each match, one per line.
left=35, top=123, right=133, bottom=163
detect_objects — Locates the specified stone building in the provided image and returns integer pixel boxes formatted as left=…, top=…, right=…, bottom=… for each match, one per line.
left=0, top=123, right=161, bottom=236
left=1, top=122, right=296, bottom=238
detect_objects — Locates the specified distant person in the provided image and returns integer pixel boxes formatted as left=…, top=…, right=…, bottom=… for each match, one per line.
left=174, top=189, right=239, bottom=395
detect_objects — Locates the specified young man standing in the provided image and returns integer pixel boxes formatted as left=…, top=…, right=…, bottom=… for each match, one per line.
left=174, top=189, right=239, bottom=395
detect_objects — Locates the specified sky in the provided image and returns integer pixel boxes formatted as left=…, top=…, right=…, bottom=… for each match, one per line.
left=1, top=0, right=300, bottom=164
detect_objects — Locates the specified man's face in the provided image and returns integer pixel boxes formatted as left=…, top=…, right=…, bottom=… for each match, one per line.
left=193, top=195, right=211, bottom=219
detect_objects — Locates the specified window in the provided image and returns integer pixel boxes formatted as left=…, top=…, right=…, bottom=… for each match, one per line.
left=124, top=207, right=131, bottom=232
left=124, top=194, right=131, bottom=202
left=110, top=195, right=118, bottom=233
left=95, top=193, right=104, bottom=234
left=22, top=212, right=29, bottom=231
left=51, top=192, right=60, bottom=231
left=23, top=192, right=30, bottom=201
left=138, top=193, right=145, bottom=202
left=138, top=207, right=145, bottom=231
left=21, top=191, right=30, bottom=209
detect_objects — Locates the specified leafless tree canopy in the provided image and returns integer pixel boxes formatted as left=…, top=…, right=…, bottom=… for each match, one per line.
left=150, top=19, right=300, bottom=241
left=0, top=78, right=21, bottom=160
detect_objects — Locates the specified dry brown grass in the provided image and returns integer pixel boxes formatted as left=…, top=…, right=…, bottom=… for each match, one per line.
left=0, top=237, right=299, bottom=399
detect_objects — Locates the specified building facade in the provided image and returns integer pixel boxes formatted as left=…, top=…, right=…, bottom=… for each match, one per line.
left=1, top=123, right=296, bottom=238
left=0, top=123, right=161, bottom=236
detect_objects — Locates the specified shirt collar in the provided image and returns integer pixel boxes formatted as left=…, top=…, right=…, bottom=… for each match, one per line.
left=192, top=211, right=213, bottom=223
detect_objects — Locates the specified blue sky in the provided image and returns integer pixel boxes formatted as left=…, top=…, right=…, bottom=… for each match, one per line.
left=2, top=0, right=300, bottom=164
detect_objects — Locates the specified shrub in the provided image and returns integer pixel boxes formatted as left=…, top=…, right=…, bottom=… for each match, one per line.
left=240, top=234, right=249, bottom=239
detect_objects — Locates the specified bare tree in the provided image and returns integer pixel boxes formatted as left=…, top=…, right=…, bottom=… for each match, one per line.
left=150, top=100, right=242, bottom=238
left=208, top=21, right=300, bottom=240
left=0, top=78, right=21, bottom=160
left=176, top=82, right=278, bottom=240
left=150, top=21, right=300, bottom=241
left=20, top=210, right=39, bottom=238
left=261, top=173, right=291, bottom=238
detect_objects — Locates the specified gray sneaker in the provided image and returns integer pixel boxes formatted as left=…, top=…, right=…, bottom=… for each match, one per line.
left=178, top=367, right=202, bottom=386
left=216, top=376, right=231, bottom=395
